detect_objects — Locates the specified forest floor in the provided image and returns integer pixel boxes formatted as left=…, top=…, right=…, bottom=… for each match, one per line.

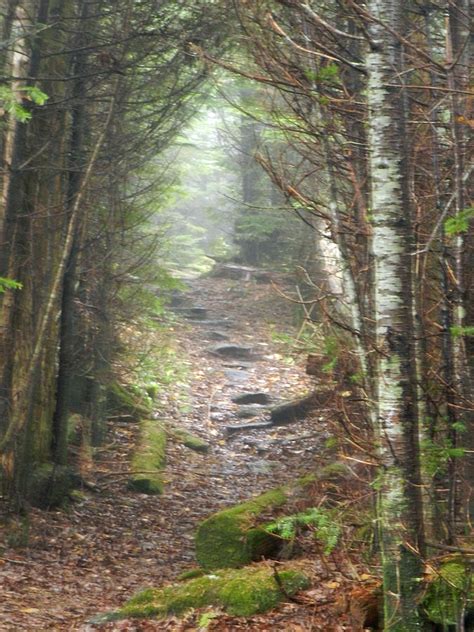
left=0, top=274, right=370, bottom=631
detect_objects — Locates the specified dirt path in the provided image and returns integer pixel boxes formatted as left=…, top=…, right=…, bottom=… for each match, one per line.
left=0, top=275, right=339, bottom=631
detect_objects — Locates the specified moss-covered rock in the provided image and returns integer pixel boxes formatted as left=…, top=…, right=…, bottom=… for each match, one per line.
left=194, top=468, right=352, bottom=571
left=27, top=464, right=81, bottom=509
left=167, top=426, right=210, bottom=454
left=422, top=558, right=474, bottom=626
left=128, top=420, right=166, bottom=495
left=106, top=381, right=153, bottom=422
left=195, top=488, right=286, bottom=570
left=115, top=565, right=309, bottom=620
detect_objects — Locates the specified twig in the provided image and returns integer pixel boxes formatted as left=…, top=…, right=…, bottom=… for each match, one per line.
left=2, top=558, right=32, bottom=565
left=426, top=541, right=474, bottom=556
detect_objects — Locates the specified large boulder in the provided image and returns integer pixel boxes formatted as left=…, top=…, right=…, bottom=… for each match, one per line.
left=195, top=478, right=315, bottom=570
left=195, top=489, right=286, bottom=570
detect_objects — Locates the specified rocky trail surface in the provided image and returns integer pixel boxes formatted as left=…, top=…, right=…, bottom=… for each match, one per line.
left=0, top=274, right=358, bottom=631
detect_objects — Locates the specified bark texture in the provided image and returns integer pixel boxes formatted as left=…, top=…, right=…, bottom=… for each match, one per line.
left=366, top=1, right=425, bottom=628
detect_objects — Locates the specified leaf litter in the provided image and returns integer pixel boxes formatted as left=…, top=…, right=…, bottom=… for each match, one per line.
left=0, top=276, right=367, bottom=631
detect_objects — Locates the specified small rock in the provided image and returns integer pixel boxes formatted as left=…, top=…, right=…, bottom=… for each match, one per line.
left=224, top=369, right=250, bottom=384
left=246, top=460, right=278, bottom=474
left=270, top=393, right=317, bottom=425
left=236, top=405, right=267, bottom=419
left=225, top=421, right=273, bottom=435
left=206, top=331, right=230, bottom=341
left=242, top=438, right=273, bottom=454
left=210, top=412, right=226, bottom=421
left=169, top=292, right=187, bottom=307
left=210, top=263, right=273, bottom=283
left=176, top=306, right=208, bottom=320
left=194, top=319, right=233, bottom=328
left=208, top=344, right=255, bottom=359
left=232, top=392, right=273, bottom=405
left=222, top=361, right=254, bottom=369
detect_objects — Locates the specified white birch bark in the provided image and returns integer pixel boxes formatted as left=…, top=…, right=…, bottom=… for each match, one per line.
left=366, top=1, right=425, bottom=628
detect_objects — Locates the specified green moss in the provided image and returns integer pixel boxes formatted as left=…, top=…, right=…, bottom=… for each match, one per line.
left=145, top=383, right=160, bottom=400
left=218, top=569, right=308, bottom=616
left=318, top=463, right=351, bottom=480
left=422, top=559, right=474, bottom=626
left=128, top=420, right=166, bottom=495
left=168, top=427, right=210, bottom=454
left=177, top=568, right=206, bottom=581
left=116, top=565, right=309, bottom=619
left=107, top=381, right=153, bottom=422
left=195, top=488, right=287, bottom=570
left=195, top=478, right=320, bottom=571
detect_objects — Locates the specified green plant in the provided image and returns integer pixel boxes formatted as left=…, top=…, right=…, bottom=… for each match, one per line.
left=349, top=370, right=365, bottom=385
left=266, top=507, right=341, bottom=555
left=444, top=207, right=474, bottom=236
left=422, top=559, right=474, bottom=626
left=0, top=85, right=48, bottom=122
left=0, top=277, right=22, bottom=293
left=422, top=438, right=466, bottom=477
left=304, top=63, right=340, bottom=85
left=198, top=610, right=219, bottom=629
left=324, top=436, right=339, bottom=450
left=270, top=327, right=320, bottom=356
left=450, top=325, right=474, bottom=338
left=322, top=336, right=339, bottom=373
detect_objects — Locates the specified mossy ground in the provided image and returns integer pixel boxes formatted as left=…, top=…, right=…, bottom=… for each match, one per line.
left=422, top=558, right=474, bottom=626
left=118, top=565, right=309, bottom=619
left=128, top=420, right=167, bottom=494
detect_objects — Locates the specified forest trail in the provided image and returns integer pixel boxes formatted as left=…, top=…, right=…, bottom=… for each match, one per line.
left=0, top=274, right=342, bottom=631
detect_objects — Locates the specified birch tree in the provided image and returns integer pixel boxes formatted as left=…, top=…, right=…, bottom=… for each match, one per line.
left=365, top=1, right=425, bottom=627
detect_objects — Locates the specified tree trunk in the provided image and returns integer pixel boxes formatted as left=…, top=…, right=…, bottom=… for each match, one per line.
left=52, top=0, right=89, bottom=466
left=366, top=1, right=425, bottom=628
left=445, top=0, right=473, bottom=530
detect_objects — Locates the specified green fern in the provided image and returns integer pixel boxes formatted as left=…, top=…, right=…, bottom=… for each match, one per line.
left=0, top=277, right=22, bottom=293
left=266, top=507, right=341, bottom=555
left=444, top=207, right=474, bottom=236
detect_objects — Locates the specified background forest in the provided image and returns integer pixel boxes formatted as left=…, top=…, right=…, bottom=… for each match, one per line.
left=0, top=0, right=472, bottom=630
